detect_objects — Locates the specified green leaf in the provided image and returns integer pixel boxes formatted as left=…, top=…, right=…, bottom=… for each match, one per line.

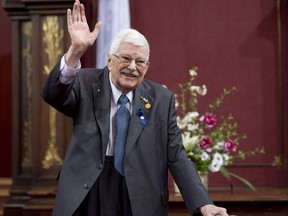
left=220, top=167, right=231, bottom=181
left=228, top=172, right=256, bottom=191
left=220, top=167, right=256, bottom=191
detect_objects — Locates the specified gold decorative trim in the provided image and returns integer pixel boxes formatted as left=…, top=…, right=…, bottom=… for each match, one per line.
left=42, top=16, right=64, bottom=169
left=21, top=21, right=33, bottom=169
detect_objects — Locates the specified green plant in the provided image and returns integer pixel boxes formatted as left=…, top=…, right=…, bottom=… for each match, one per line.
left=175, top=67, right=265, bottom=191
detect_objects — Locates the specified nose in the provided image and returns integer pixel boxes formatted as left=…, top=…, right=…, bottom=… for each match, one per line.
left=128, top=59, right=137, bottom=70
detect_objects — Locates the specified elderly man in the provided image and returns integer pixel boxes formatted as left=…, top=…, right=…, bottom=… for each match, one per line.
left=42, top=0, right=228, bottom=215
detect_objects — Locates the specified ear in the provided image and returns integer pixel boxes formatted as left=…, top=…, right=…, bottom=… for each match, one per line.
left=142, top=64, right=150, bottom=76
left=107, top=54, right=112, bottom=70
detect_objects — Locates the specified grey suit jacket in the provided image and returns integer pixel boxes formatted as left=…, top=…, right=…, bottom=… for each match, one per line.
left=41, top=61, right=213, bottom=216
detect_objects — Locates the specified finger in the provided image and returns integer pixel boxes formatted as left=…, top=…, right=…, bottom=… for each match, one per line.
left=76, top=0, right=81, bottom=17
left=76, top=3, right=82, bottom=21
left=215, top=207, right=228, bottom=216
left=80, top=3, right=86, bottom=22
left=72, top=1, right=79, bottom=22
left=67, top=9, right=72, bottom=27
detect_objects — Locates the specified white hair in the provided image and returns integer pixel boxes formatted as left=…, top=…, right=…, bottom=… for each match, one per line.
left=109, top=29, right=150, bottom=60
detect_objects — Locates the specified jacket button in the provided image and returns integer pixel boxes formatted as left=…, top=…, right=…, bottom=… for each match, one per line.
left=83, top=184, right=90, bottom=189
left=98, top=164, right=103, bottom=169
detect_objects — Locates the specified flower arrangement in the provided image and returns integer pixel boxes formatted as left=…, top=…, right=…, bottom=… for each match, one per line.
left=175, top=67, right=265, bottom=190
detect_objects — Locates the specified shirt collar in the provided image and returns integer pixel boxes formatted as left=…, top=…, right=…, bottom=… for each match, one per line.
left=109, top=73, right=133, bottom=105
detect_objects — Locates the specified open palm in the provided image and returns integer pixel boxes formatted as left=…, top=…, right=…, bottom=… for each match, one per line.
left=67, top=0, right=101, bottom=54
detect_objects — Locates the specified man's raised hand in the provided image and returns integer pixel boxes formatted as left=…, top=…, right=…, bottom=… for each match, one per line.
left=66, top=0, right=101, bottom=67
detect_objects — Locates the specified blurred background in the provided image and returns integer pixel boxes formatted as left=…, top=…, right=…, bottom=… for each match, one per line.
left=0, top=0, right=287, bottom=215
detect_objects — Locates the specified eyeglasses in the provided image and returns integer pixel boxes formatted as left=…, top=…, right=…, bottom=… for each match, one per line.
left=112, top=54, right=150, bottom=69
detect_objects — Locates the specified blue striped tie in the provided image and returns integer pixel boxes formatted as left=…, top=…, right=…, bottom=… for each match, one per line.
left=114, top=94, right=130, bottom=176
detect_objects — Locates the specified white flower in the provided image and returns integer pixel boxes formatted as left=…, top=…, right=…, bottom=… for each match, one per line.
left=187, top=123, right=199, bottom=132
left=204, top=147, right=212, bottom=153
left=190, top=86, right=200, bottom=93
left=187, top=151, right=194, bottom=158
left=189, top=68, right=197, bottom=76
left=175, top=100, right=179, bottom=109
left=182, top=133, right=199, bottom=152
left=201, top=152, right=210, bottom=161
left=198, top=85, right=207, bottom=96
left=208, top=152, right=224, bottom=172
left=182, top=113, right=192, bottom=124
left=188, top=111, right=199, bottom=118
left=215, top=141, right=224, bottom=150
left=177, top=116, right=186, bottom=130
left=190, top=85, right=207, bottom=96
left=222, top=153, right=230, bottom=165
left=190, top=136, right=200, bottom=144
left=199, top=115, right=204, bottom=122
left=178, top=111, right=199, bottom=130
left=214, top=152, right=224, bottom=164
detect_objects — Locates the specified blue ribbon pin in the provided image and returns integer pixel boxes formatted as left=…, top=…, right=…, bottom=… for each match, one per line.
left=137, top=108, right=147, bottom=125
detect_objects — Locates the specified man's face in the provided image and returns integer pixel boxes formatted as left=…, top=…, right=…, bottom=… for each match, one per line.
left=107, top=42, right=149, bottom=94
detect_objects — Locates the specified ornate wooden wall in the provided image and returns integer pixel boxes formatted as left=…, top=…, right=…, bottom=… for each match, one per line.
left=2, top=0, right=73, bottom=214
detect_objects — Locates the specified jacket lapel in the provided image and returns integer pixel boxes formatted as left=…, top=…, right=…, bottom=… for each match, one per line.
left=125, top=82, right=154, bottom=158
left=91, top=72, right=154, bottom=160
left=91, top=68, right=111, bottom=159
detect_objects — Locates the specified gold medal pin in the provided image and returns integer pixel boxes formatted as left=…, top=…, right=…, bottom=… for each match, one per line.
left=145, top=103, right=151, bottom=109
left=140, top=96, right=151, bottom=109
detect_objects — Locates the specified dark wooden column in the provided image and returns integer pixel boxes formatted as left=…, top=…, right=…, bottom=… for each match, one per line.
left=3, top=0, right=73, bottom=215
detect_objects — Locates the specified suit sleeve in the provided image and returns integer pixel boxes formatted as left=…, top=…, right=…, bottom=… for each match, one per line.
left=167, top=93, right=213, bottom=214
left=41, top=59, right=80, bottom=118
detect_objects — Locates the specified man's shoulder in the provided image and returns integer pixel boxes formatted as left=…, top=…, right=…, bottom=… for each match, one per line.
left=143, top=79, right=173, bottom=95
left=76, top=67, right=108, bottom=81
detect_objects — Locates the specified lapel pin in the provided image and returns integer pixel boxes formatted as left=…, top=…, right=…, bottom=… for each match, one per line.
left=145, top=103, right=151, bottom=109
left=137, top=108, right=147, bottom=125
left=140, top=96, right=151, bottom=109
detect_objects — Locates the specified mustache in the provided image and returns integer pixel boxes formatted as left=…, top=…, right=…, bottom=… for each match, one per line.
left=121, top=69, right=140, bottom=77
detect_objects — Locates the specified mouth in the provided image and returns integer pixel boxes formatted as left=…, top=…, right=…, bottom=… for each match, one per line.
left=121, top=71, right=139, bottom=78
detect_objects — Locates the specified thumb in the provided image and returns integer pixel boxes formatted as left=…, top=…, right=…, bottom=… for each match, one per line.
left=92, top=21, right=101, bottom=39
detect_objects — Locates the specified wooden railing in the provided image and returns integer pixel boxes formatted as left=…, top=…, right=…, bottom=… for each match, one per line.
left=169, top=187, right=288, bottom=216
left=0, top=178, right=12, bottom=216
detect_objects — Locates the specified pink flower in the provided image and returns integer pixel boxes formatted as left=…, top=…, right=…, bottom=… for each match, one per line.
left=200, top=113, right=217, bottom=128
left=200, top=136, right=212, bottom=149
left=224, top=139, right=237, bottom=152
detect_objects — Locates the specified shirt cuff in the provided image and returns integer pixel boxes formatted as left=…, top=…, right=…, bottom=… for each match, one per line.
left=59, top=54, right=81, bottom=84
